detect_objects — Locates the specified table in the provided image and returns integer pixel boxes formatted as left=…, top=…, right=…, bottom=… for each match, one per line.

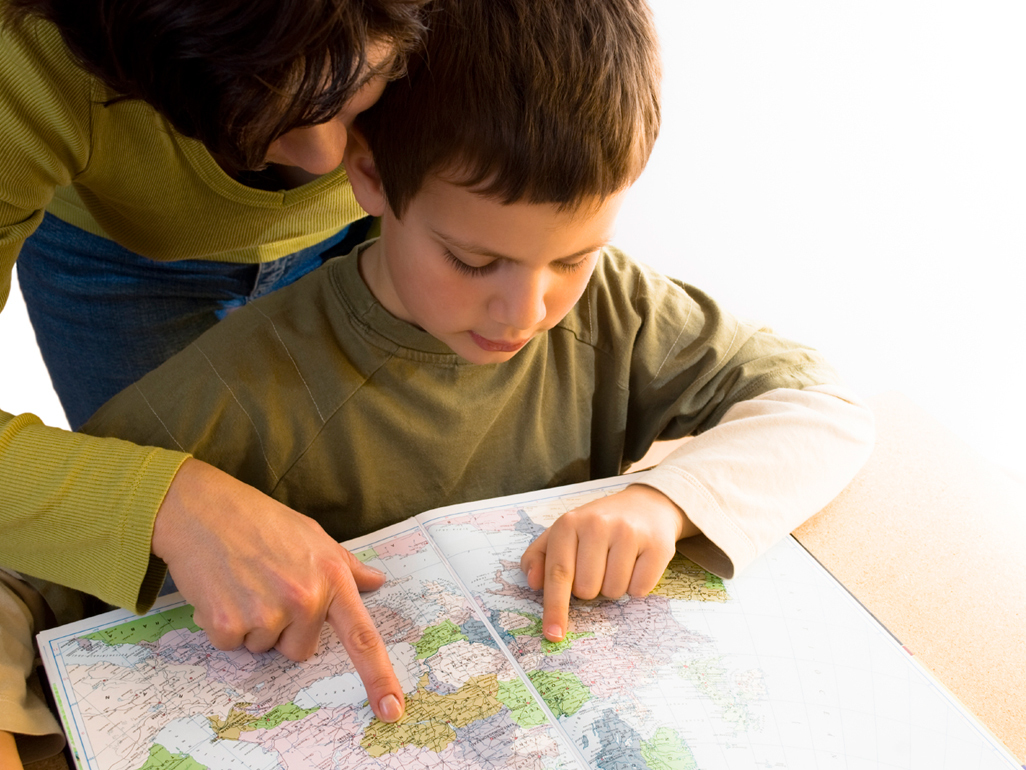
left=793, top=391, right=1025, bottom=760
left=27, top=391, right=1025, bottom=768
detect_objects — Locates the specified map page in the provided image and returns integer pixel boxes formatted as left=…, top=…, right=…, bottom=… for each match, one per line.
left=39, top=475, right=1021, bottom=770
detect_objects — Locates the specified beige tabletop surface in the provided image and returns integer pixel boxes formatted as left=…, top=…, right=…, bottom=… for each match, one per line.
left=27, top=390, right=1025, bottom=769
left=793, top=391, right=1025, bottom=761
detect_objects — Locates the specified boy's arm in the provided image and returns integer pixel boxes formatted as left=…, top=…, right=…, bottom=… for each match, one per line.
left=594, top=249, right=875, bottom=576
left=522, top=384, right=872, bottom=640
left=524, top=251, right=874, bottom=636
left=639, top=383, right=874, bottom=578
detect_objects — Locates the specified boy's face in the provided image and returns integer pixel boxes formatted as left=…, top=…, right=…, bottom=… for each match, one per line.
left=360, top=177, right=625, bottom=364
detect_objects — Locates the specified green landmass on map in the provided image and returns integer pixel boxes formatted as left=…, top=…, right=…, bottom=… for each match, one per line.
left=353, top=547, right=379, bottom=563
left=414, top=618, right=469, bottom=659
left=136, top=743, right=207, bottom=770
left=508, top=612, right=594, bottom=654
left=361, top=673, right=503, bottom=757
left=641, top=727, right=698, bottom=770
left=85, top=605, right=201, bottom=646
left=496, top=678, right=548, bottom=727
left=650, top=554, right=729, bottom=602
left=208, top=701, right=319, bottom=740
left=527, top=669, right=592, bottom=717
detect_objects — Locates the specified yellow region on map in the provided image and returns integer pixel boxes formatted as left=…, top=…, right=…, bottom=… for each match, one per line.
left=360, top=673, right=503, bottom=757
left=208, top=703, right=257, bottom=740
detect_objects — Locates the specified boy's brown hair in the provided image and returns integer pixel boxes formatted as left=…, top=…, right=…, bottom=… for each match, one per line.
left=357, top=0, right=662, bottom=216
left=2, top=0, right=430, bottom=174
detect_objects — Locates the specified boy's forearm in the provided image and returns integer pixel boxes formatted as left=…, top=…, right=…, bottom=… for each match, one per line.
left=640, top=384, right=875, bottom=578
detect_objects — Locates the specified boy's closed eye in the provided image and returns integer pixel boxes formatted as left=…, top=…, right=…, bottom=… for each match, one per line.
left=443, top=249, right=499, bottom=277
left=443, top=248, right=597, bottom=278
left=551, top=256, right=594, bottom=274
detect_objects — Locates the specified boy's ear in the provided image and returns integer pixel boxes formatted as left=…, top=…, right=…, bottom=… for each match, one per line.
left=343, top=125, right=387, bottom=217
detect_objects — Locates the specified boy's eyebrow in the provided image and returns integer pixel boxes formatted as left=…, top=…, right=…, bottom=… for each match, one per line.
left=434, top=230, right=610, bottom=262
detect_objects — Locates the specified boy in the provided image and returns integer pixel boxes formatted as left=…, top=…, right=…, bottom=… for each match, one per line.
left=2, top=0, right=873, bottom=762
left=85, top=0, right=871, bottom=634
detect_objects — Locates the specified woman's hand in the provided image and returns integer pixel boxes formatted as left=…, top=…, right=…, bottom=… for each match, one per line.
left=153, top=459, right=405, bottom=723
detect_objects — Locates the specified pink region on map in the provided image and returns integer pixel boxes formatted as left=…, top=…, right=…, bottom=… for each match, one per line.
left=376, top=531, right=429, bottom=558
left=154, top=628, right=270, bottom=689
left=525, top=594, right=712, bottom=700
left=239, top=707, right=366, bottom=768
left=368, top=604, right=421, bottom=646
left=498, top=611, right=534, bottom=632
left=374, top=739, right=466, bottom=769
left=152, top=626, right=205, bottom=654
left=515, top=635, right=544, bottom=657
left=488, top=568, right=542, bottom=603
left=470, top=509, right=522, bottom=531
left=437, top=508, right=521, bottom=532
left=552, top=636, right=647, bottom=699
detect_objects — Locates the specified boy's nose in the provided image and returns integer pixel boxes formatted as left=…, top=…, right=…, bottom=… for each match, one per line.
left=492, top=274, right=548, bottom=331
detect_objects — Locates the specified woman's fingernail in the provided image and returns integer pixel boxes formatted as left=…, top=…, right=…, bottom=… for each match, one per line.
left=379, top=693, right=403, bottom=722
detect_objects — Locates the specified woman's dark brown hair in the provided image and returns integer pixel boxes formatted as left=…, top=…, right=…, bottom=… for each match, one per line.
left=357, top=0, right=662, bottom=216
left=2, top=0, right=429, bottom=173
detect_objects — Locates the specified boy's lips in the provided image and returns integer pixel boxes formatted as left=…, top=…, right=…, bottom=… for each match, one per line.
left=469, top=331, right=530, bottom=353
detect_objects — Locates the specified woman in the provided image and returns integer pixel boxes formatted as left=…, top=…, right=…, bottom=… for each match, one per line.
left=0, top=0, right=429, bottom=762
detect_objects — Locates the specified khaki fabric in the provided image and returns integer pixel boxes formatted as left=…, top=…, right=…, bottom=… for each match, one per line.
left=0, top=571, right=64, bottom=764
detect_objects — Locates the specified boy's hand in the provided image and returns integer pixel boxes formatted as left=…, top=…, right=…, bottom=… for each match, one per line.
left=520, top=484, right=698, bottom=642
left=153, top=459, right=405, bottom=724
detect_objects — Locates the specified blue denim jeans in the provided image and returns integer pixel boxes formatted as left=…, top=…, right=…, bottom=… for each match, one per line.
left=17, top=214, right=373, bottom=429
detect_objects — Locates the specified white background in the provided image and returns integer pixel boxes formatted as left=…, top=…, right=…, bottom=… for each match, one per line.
left=616, top=0, right=1025, bottom=482
left=2, top=0, right=1024, bottom=481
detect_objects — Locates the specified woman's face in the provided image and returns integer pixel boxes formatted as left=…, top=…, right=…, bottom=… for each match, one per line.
left=262, top=49, right=391, bottom=175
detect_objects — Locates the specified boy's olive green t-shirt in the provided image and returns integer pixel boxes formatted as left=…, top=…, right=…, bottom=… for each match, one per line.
left=83, top=242, right=839, bottom=545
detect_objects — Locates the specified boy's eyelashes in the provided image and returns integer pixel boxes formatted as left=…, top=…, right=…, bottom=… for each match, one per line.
left=556, top=258, right=592, bottom=274
left=444, top=249, right=498, bottom=277
left=442, top=249, right=595, bottom=278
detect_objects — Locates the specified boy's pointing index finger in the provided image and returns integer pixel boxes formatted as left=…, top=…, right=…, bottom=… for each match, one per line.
left=521, top=527, right=577, bottom=643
